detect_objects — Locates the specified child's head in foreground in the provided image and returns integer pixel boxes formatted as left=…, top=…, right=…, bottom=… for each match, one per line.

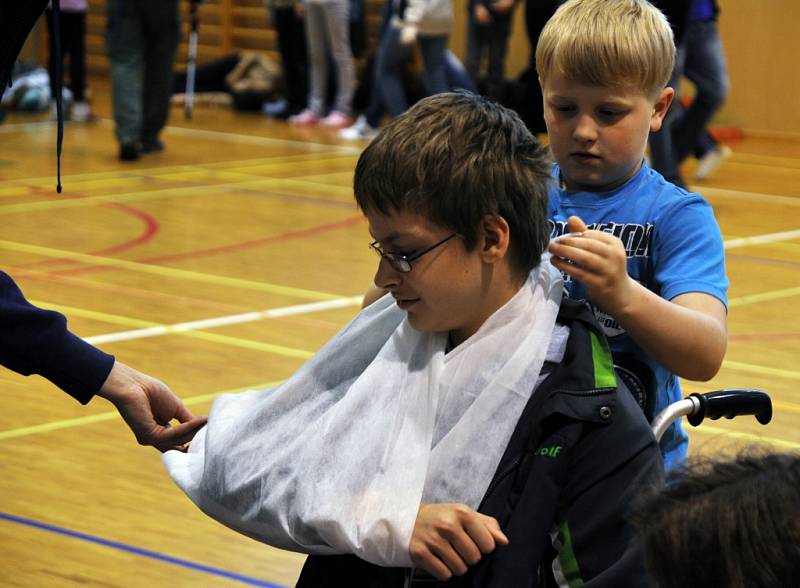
left=536, top=0, right=676, bottom=192
left=632, top=451, right=800, bottom=588
left=354, top=91, right=551, bottom=346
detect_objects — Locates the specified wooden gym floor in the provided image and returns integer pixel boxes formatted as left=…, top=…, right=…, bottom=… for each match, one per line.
left=0, top=91, right=799, bottom=587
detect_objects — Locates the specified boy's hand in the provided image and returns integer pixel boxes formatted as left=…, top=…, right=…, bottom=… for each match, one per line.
left=409, top=503, right=508, bottom=580
left=548, top=215, right=635, bottom=314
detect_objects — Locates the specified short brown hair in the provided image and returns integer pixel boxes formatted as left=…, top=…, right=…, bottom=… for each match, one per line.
left=536, top=0, right=675, bottom=96
left=354, top=91, right=552, bottom=280
left=632, top=451, right=800, bottom=588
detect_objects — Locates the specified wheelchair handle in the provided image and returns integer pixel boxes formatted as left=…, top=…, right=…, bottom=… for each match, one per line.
left=686, top=389, right=772, bottom=426
left=651, top=389, right=772, bottom=443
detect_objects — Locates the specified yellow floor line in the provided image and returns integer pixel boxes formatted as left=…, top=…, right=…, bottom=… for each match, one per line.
left=691, top=424, right=800, bottom=451
left=728, top=286, right=800, bottom=307
left=0, top=152, right=358, bottom=190
left=0, top=240, right=343, bottom=300
left=721, top=360, right=800, bottom=381
left=0, top=381, right=282, bottom=441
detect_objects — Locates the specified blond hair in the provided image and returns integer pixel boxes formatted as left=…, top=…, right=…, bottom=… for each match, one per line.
left=536, top=0, right=675, bottom=96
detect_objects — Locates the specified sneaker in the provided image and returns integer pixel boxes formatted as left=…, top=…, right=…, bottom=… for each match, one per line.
left=695, top=145, right=732, bottom=180
left=119, top=142, right=140, bottom=162
left=262, top=98, right=289, bottom=118
left=70, top=101, right=95, bottom=122
left=141, top=138, right=164, bottom=154
left=339, top=115, right=380, bottom=141
left=288, top=109, right=321, bottom=126
left=320, top=110, right=353, bottom=129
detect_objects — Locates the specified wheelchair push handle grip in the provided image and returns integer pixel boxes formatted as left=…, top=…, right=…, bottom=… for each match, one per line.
left=686, top=390, right=772, bottom=427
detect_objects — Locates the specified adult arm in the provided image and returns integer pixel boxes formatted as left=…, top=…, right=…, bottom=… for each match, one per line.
left=0, top=271, right=113, bottom=403
left=0, top=272, right=206, bottom=449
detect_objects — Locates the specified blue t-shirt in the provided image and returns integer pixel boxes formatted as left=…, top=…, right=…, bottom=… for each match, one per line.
left=547, top=163, right=728, bottom=469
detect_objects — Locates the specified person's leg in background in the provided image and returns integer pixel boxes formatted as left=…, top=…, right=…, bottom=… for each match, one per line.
left=445, top=51, right=476, bottom=93
left=376, top=26, right=412, bottom=118
left=417, top=35, right=449, bottom=97
left=271, top=4, right=309, bottom=117
left=106, top=0, right=144, bottom=160
left=647, top=46, right=686, bottom=187
left=319, top=0, right=354, bottom=127
left=66, top=10, right=92, bottom=120
left=485, top=18, right=511, bottom=102
left=465, top=8, right=486, bottom=92
left=139, top=0, right=179, bottom=154
left=291, top=2, right=328, bottom=123
left=672, top=19, right=729, bottom=165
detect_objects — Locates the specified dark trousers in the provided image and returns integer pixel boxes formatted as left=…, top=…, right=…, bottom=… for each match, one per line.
left=272, top=6, right=309, bottom=114
left=466, top=17, right=512, bottom=102
left=106, top=0, right=179, bottom=144
left=46, top=10, right=86, bottom=101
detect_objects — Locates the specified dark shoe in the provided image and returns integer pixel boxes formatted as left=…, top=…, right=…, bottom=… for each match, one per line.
left=141, top=138, right=164, bottom=154
left=119, top=142, right=140, bottom=161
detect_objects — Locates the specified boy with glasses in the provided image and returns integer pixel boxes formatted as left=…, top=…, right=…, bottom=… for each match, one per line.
left=165, top=92, right=661, bottom=586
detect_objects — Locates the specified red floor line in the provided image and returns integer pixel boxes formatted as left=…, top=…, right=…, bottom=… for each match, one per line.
left=47, top=214, right=366, bottom=277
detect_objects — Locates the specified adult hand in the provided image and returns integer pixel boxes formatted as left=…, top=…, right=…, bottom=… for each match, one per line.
left=490, top=0, right=514, bottom=13
left=474, top=4, right=492, bottom=24
left=96, top=361, right=207, bottom=452
left=548, top=215, right=635, bottom=315
left=409, top=503, right=508, bottom=580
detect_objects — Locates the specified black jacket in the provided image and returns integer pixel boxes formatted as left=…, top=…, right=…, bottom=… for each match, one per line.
left=297, top=299, right=661, bottom=587
left=0, top=271, right=114, bottom=403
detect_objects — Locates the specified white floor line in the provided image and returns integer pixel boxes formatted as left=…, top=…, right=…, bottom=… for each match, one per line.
left=84, top=296, right=363, bottom=346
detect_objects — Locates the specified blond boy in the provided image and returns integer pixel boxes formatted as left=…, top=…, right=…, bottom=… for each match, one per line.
left=541, top=0, right=728, bottom=470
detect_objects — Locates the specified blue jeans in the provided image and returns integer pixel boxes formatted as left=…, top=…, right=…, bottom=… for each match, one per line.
left=376, top=29, right=449, bottom=118
left=648, top=19, right=729, bottom=185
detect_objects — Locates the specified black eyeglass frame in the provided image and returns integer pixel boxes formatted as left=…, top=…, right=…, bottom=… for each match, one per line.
left=369, top=233, right=458, bottom=273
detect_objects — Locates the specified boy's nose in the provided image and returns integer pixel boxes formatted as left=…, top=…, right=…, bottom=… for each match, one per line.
left=572, top=114, right=598, bottom=144
left=373, top=257, right=401, bottom=290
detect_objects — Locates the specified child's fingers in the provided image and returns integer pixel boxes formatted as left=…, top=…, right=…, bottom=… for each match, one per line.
left=567, top=215, right=588, bottom=233
left=549, top=238, right=604, bottom=270
left=550, top=255, right=593, bottom=283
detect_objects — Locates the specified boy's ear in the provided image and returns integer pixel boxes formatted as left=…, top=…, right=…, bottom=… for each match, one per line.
left=480, top=214, right=511, bottom=263
left=650, top=87, right=674, bottom=132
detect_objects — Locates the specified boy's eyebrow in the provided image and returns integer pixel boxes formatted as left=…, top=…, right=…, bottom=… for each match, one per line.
left=368, top=230, right=414, bottom=244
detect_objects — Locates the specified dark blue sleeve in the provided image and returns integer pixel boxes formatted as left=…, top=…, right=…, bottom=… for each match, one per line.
left=0, top=271, right=115, bottom=404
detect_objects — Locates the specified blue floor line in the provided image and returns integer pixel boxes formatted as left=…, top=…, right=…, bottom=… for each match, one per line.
left=0, top=511, right=288, bottom=588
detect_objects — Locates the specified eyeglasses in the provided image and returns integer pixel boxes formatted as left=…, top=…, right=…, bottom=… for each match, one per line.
left=369, top=233, right=458, bottom=273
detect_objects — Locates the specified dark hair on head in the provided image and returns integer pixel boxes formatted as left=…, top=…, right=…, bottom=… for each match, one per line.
left=354, top=91, right=552, bottom=280
left=631, top=450, right=800, bottom=588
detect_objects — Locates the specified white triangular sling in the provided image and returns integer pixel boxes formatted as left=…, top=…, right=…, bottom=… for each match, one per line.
left=163, top=263, right=563, bottom=567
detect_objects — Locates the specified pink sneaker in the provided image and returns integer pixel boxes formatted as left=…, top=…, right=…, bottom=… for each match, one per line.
left=288, top=109, right=320, bottom=126
left=320, top=111, right=353, bottom=129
